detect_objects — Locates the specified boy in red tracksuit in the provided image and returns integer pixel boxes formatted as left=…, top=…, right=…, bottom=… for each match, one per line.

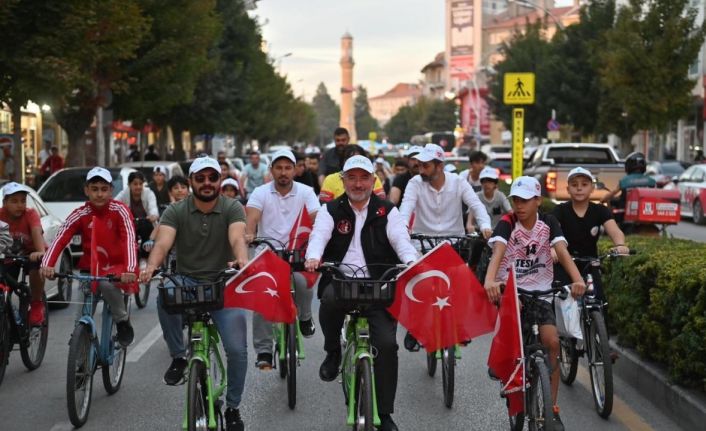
left=40, top=167, right=138, bottom=346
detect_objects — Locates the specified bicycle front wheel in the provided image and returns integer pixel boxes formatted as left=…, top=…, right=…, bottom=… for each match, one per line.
left=354, top=357, right=374, bottom=431
left=187, top=360, right=209, bottom=431
left=441, top=347, right=455, bottom=408
left=527, top=356, right=553, bottom=431
left=134, top=282, right=150, bottom=309
left=102, top=319, right=127, bottom=394
left=588, top=311, right=613, bottom=418
left=426, top=351, right=437, bottom=377
left=20, top=293, right=49, bottom=370
left=558, top=336, right=578, bottom=385
left=0, top=305, right=10, bottom=386
left=66, top=323, right=95, bottom=428
left=287, top=322, right=297, bottom=409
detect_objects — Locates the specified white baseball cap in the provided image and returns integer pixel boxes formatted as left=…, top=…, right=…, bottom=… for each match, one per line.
left=342, top=155, right=374, bottom=174
left=567, top=166, right=594, bottom=182
left=413, top=144, right=445, bottom=163
left=405, top=145, right=423, bottom=157
left=189, top=156, right=221, bottom=175
left=479, top=166, right=499, bottom=181
left=304, top=147, right=321, bottom=155
left=2, top=182, right=32, bottom=196
left=375, top=157, right=385, bottom=164
left=221, top=178, right=239, bottom=190
left=270, top=149, right=296, bottom=166
left=509, top=176, right=541, bottom=199
left=444, top=164, right=457, bottom=173
left=153, top=165, right=169, bottom=175
left=86, top=167, right=113, bottom=183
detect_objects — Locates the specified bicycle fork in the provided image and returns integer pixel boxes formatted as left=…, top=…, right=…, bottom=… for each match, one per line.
left=344, top=317, right=381, bottom=427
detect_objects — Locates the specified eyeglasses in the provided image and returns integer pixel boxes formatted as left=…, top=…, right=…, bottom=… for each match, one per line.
left=192, top=173, right=220, bottom=183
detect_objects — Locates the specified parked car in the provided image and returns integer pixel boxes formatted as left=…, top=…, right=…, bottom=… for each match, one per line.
left=37, top=167, right=136, bottom=261
left=487, top=155, right=513, bottom=185
left=119, top=161, right=185, bottom=183
left=0, top=181, right=74, bottom=307
left=677, top=164, right=706, bottom=224
left=646, top=160, right=690, bottom=188
left=523, top=143, right=625, bottom=202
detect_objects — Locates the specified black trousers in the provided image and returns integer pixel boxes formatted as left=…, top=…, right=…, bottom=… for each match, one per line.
left=318, top=284, right=399, bottom=415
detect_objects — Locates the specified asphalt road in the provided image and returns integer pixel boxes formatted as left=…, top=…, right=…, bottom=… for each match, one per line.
left=0, top=282, right=684, bottom=431
left=666, top=219, right=706, bottom=242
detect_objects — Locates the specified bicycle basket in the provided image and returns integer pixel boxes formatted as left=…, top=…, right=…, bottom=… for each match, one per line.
left=158, top=276, right=224, bottom=314
left=331, top=276, right=396, bottom=307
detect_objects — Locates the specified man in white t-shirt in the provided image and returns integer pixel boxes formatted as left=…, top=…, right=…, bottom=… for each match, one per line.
left=245, top=149, right=320, bottom=370
left=240, top=150, right=271, bottom=199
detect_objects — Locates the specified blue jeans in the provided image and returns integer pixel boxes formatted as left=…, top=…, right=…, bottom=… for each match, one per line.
left=157, top=277, right=248, bottom=408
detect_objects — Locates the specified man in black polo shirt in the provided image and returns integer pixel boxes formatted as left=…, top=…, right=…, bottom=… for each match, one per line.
left=305, top=155, right=417, bottom=431
left=318, top=127, right=350, bottom=184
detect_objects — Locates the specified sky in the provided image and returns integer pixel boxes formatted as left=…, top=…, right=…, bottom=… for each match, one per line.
left=254, top=0, right=574, bottom=103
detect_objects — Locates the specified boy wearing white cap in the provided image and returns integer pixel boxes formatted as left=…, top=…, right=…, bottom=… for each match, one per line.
left=41, top=167, right=138, bottom=346
left=0, top=182, right=46, bottom=325
left=473, top=167, right=511, bottom=228
left=221, top=178, right=240, bottom=199
left=484, top=175, right=586, bottom=431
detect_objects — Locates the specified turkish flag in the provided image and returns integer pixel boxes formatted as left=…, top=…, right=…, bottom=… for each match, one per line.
left=223, top=249, right=296, bottom=323
left=487, top=268, right=525, bottom=416
left=89, top=216, right=137, bottom=293
left=388, top=242, right=497, bottom=352
left=288, top=206, right=319, bottom=289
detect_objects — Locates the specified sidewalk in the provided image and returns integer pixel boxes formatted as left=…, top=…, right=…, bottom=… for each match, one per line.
left=611, top=340, right=706, bottom=430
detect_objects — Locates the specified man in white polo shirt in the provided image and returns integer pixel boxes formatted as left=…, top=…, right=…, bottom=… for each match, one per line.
left=245, top=149, right=320, bottom=370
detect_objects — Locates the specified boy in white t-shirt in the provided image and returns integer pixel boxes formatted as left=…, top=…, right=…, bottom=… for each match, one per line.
left=483, top=176, right=585, bottom=431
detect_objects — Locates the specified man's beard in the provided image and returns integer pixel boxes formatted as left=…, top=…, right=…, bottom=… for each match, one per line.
left=420, top=174, right=432, bottom=182
left=348, top=188, right=372, bottom=203
left=193, top=187, right=219, bottom=202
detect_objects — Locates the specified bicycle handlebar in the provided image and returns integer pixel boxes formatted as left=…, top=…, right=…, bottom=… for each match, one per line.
left=517, top=284, right=571, bottom=301
left=250, top=237, right=286, bottom=251
left=151, top=267, right=239, bottom=281
left=319, top=261, right=408, bottom=281
left=410, top=233, right=480, bottom=241
left=54, top=273, right=121, bottom=282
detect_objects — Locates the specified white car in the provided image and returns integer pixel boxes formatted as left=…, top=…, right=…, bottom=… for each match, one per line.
left=119, top=161, right=185, bottom=183
left=0, top=183, right=74, bottom=306
left=37, top=167, right=136, bottom=261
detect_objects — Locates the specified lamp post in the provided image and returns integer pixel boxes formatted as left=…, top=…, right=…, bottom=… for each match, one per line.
left=511, top=0, right=565, bottom=31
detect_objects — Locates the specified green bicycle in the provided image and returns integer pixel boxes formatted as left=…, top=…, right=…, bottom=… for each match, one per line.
left=157, top=269, right=235, bottom=431
left=319, top=262, right=406, bottom=431
left=250, top=237, right=307, bottom=410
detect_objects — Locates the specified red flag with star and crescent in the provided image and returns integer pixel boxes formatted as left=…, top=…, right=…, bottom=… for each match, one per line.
left=387, top=242, right=498, bottom=352
left=223, top=249, right=296, bottom=323
left=89, top=215, right=138, bottom=293
left=288, top=206, right=319, bottom=288
left=487, top=268, right=525, bottom=416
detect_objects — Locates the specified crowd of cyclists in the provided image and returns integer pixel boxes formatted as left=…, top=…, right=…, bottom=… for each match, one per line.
left=0, top=126, right=661, bottom=430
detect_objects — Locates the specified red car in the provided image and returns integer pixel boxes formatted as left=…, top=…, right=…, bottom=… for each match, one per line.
left=677, top=164, right=706, bottom=224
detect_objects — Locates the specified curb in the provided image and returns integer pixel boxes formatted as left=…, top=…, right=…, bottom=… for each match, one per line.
left=610, top=340, right=706, bottom=430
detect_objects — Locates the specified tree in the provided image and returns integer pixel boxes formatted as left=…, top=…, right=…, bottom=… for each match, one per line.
left=384, top=105, right=421, bottom=143
left=354, top=85, right=380, bottom=140
left=551, top=0, right=617, bottom=137
left=488, top=21, right=562, bottom=137
left=598, top=0, right=706, bottom=138
left=311, top=83, right=340, bottom=146
left=383, top=97, right=455, bottom=143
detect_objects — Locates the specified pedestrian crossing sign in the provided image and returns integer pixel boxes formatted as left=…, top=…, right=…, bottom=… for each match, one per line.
left=504, top=73, right=535, bottom=105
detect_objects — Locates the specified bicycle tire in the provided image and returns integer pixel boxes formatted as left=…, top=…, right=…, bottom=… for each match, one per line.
left=187, top=360, right=209, bottom=431
left=134, top=282, right=150, bottom=309
left=66, top=324, right=94, bottom=428
left=527, top=356, right=554, bottom=431
left=287, top=322, right=297, bottom=410
left=354, top=357, right=374, bottom=431
left=441, top=347, right=455, bottom=408
left=558, top=336, right=578, bottom=385
left=426, top=351, right=437, bottom=377
left=102, top=319, right=127, bottom=394
left=0, top=303, right=10, bottom=386
left=20, top=292, right=49, bottom=370
left=588, top=311, right=613, bottom=418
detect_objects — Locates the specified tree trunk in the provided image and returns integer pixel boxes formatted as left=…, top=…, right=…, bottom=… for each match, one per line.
left=10, top=103, right=23, bottom=183
left=54, top=102, right=96, bottom=167
left=172, top=126, right=185, bottom=161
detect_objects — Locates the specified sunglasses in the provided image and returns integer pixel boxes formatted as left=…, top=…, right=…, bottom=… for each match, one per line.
left=192, top=173, right=220, bottom=183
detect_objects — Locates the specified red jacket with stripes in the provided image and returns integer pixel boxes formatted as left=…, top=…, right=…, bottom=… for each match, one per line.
left=42, top=200, right=137, bottom=274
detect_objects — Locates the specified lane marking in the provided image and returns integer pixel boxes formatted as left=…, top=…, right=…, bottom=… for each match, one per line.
left=576, top=366, right=654, bottom=431
left=127, top=324, right=163, bottom=363
left=49, top=422, right=73, bottom=431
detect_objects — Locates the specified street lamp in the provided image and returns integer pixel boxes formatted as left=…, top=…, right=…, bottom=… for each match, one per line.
left=510, top=0, right=565, bottom=31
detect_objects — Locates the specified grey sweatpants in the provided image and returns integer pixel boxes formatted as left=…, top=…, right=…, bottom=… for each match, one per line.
left=76, top=280, right=129, bottom=322
left=252, top=272, right=315, bottom=354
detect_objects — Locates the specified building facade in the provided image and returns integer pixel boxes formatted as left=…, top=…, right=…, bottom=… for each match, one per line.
left=369, top=83, right=422, bottom=126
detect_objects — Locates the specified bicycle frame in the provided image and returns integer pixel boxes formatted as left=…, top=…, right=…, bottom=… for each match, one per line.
left=274, top=277, right=305, bottom=363
left=342, top=313, right=381, bottom=427
left=76, top=282, right=120, bottom=372
left=181, top=316, right=227, bottom=431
